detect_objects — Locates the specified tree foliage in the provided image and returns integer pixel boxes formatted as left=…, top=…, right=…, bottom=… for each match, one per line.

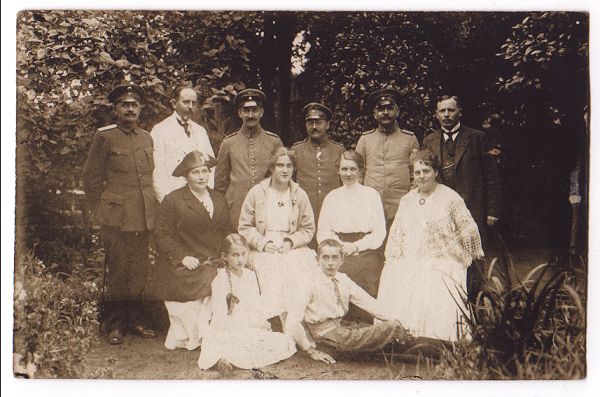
left=16, top=10, right=258, bottom=263
left=15, top=10, right=589, bottom=265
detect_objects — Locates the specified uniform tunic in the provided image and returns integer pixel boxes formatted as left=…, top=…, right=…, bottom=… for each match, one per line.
left=82, top=123, right=158, bottom=330
left=214, top=127, right=283, bottom=228
left=355, top=127, right=419, bottom=222
left=292, top=138, right=345, bottom=221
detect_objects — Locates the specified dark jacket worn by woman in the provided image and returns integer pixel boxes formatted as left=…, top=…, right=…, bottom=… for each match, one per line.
left=154, top=186, right=234, bottom=301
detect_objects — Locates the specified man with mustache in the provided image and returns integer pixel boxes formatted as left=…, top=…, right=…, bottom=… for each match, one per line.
left=214, top=89, right=283, bottom=228
left=292, top=103, right=345, bottom=222
left=83, top=83, right=158, bottom=345
left=355, top=89, right=419, bottom=226
left=151, top=86, right=215, bottom=202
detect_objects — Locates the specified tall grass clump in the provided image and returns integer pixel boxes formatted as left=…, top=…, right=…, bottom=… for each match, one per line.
left=13, top=251, right=102, bottom=378
left=434, top=246, right=586, bottom=380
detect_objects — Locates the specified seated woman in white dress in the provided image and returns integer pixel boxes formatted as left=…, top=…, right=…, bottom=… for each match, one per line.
left=198, top=234, right=296, bottom=373
left=377, top=149, right=483, bottom=341
left=317, top=150, right=386, bottom=323
left=238, top=147, right=318, bottom=324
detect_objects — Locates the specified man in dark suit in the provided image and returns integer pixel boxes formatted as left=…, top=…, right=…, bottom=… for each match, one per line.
left=423, top=96, right=502, bottom=300
left=83, top=83, right=158, bottom=344
left=424, top=95, right=501, bottom=235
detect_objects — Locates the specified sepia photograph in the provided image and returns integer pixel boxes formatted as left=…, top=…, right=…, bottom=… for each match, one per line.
left=2, top=0, right=597, bottom=395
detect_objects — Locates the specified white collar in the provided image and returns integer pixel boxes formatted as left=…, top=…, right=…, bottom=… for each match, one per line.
left=442, top=122, right=461, bottom=135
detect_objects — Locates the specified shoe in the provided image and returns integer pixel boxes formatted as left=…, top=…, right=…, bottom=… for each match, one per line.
left=108, top=329, right=124, bottom=345
left=130, top=324, right=156, bottom=338
left=216, top=358, right=233, bottom=375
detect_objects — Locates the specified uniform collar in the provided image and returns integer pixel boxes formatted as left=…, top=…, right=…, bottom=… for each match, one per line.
left=239, top=126, right=264, bottom=139
left=116, top=123, right=138, bottom=134
left=376, top=124, right=400, bottom=135
left=308, top=137, right=330, bottom=147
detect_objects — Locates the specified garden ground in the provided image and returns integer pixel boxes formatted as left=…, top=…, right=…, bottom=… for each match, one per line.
left=80, top=248, right=552, bottom=380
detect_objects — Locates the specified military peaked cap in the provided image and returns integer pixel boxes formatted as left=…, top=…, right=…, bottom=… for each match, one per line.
left=234, top=88, right=266, bottom=108
left=172, top=150, right=218, bottom=177
left=367, top=88, right=401, bottom=110
left=301, top=102, right=333, bottom=121
left=108, top=83, right=145, bottom=104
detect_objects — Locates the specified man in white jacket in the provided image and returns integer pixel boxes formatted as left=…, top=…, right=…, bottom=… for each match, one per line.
left=151, top=86, right=215, bottom=202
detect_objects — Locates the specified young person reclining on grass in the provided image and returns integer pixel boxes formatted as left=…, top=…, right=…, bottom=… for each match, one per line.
left=285, top=239, right=411, bottom=364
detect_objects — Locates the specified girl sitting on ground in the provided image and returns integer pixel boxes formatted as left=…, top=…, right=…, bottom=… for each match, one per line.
left=198, top=234, right=296, bottom=374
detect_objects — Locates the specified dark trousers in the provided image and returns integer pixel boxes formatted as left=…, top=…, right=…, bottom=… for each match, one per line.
left=101, top=227, right=151, bottom=332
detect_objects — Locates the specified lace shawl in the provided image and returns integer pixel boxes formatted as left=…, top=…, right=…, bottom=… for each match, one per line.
left=384, top=186, right=483, bottom=268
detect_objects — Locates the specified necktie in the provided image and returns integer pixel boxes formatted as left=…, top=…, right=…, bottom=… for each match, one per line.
left=444, top=131, right=456, bottom=143
left=331, top=277, right=347, bottom=313
left=177, top=119, right=191, bottom=137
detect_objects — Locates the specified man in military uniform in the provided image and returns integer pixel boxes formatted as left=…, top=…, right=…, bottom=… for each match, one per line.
left=292, top=102, right=345, bottom=223
left=83, top=83, right=158, bottom=345
left=214, top=88, right=283, bottom=228
left=355, top=89, right=419, bottom=226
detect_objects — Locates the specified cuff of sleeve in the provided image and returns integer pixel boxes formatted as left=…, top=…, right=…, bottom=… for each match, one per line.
left=286, top=233, right=303, bottom=249
left=258, top=238, right=272, bottom=252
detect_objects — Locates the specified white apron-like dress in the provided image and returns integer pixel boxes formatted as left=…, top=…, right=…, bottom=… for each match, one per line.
left=377, top=184, right=483, bottom=341
left=198, top=268, right=296, bottom=370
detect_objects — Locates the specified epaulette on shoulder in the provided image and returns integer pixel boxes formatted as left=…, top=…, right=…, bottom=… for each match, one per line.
left=97, top=124, right=117, bottom=132
left=265, top=130, right=280, bottom=138
left=292, top=139, right=307, bottom=147
left=361, top=129, right=375, bottom=136
left=400, top=129, right=415, bottom=136
left=135, top=127, right=150, bottom=134
left=331, top=140, right=345, bottom=149
left=223, top=131, right=237, bottom=140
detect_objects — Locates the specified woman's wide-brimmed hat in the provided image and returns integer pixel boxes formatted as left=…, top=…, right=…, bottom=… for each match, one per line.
left=172, top=150, right=217, bottom=177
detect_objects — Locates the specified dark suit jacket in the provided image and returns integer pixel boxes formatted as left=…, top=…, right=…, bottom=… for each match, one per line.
left=423, top=125, right=501, bottom=232
left=154, top=186, right=234, bottom=301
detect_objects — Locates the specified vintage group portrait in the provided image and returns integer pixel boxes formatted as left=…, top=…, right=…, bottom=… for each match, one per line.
left=5, top=3, right=593, bottom=394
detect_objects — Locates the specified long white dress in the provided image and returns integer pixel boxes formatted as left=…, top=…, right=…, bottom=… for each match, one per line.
left=377, top=184, right=483, bottom=341
left=198, top=268, right=296, bottom=370
left=250, top=187, right=318, bottom=318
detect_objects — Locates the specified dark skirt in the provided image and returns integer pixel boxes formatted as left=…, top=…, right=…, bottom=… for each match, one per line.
left=337, top=232, right=385, bottom=323
left=154, top=254, right=219, bottom=302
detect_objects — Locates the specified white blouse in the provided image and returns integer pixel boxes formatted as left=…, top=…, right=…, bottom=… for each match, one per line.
left=317, top=182, right=386, bottom=252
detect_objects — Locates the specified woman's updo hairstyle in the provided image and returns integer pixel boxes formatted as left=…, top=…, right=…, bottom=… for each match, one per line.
left=335, top=150, right=365, bottom=172
left=266, top=147, right=297, bottom=176
left=409, top=149, right=440, bottom=171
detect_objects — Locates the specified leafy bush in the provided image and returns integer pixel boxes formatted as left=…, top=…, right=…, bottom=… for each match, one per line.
left=13, top=251, right=102, bottom=378
left=434, top=252, right=586, bottom=379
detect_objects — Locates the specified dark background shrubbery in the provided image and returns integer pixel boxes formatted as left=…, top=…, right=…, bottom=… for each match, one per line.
left=13, top=10, right=589, bottom=378
left=15, top=11, right=589, bottom=269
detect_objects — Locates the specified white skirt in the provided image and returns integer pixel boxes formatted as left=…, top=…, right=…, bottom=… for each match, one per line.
left=198, top=325, right=296, bottom=370
left=249, top=247, right=318, bottom=320
left=163, top=298, right=211, bottom=350
left=377, top=256, right=468, bottom=341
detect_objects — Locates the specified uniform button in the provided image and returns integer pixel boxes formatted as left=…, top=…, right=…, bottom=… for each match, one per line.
left=318, top=190, right=322, bottom=194
left=318, top=177, right=321, bottom=181
left=137, top=160, right=141, bottom=164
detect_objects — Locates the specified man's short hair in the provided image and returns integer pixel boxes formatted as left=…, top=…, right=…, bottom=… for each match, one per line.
left=437, top=95, right=461, bottom=110
left=172, top=85, right=197, bottom=101
left=317, top=239, right=343, bottom=257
